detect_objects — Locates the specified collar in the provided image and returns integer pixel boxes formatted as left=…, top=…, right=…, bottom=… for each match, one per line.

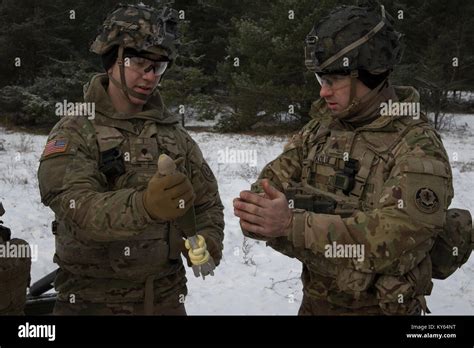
left=83, top=73, right=179, bottom=125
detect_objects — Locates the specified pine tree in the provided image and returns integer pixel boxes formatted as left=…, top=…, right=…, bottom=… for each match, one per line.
left=215, top=0, right=346, bottom=132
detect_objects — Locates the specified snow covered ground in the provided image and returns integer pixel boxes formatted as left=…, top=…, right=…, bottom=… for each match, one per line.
left=0, top=114, right=473, bottom=315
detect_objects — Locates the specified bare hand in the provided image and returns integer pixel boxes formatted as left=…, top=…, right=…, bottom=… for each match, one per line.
left=233, top=179, right=292, bottom=238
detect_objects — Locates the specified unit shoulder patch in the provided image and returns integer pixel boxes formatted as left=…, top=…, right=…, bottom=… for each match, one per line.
left=414, top=187, right=440, bottom=214
left=201, top=162, right=215, bottom=182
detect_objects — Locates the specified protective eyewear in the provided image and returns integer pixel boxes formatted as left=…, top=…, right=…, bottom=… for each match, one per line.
left=124, top=56, right=169, bottom=77
left=315, top=73, right=350, bottom=90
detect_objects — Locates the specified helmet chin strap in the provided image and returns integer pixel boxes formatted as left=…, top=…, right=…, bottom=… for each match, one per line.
left=108, top=45, right=158, bottom=102
left=333, top=70, right=385, bottom=121
left=348, top=70, right=360, bottom=109
left=332, top=70, right=361, bottom=119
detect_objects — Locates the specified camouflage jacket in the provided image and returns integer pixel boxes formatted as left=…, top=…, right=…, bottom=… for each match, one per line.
left=37, top=74, right=224, bottom=306
left=244, top=86, right=453, bottom=314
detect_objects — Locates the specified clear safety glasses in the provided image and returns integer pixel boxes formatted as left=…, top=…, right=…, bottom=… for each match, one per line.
left=124, top=56, right=169, bottom=77
left=315, top=73, right=351, bottom=90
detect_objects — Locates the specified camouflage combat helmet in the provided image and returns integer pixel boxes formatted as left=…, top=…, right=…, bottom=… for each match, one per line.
left=90, top=3, right=180, bottom=101
left=305, top=4, right=403, bottom=119
left=90, top=3, right=179, bottom=61
left=305, top=4, right=402, bottom=75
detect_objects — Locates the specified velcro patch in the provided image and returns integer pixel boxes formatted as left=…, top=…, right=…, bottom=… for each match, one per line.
left=415, top=187, right=440, bottom=214
left=42, top=139, right=69, bottom=158
left=201, top=162, right=216, bottom=182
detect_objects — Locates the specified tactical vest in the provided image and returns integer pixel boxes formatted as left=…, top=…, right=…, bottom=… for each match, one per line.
left=286, top=117, right=442, bottom=313
left=293, top=117, right=433, bottom=215
left=283, top=114, right=473, bottom=313
left=53, top=118, right=186, bottom=301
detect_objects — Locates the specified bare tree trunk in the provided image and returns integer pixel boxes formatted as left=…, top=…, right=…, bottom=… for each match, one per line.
left=433, top=89, right=441, bottom=130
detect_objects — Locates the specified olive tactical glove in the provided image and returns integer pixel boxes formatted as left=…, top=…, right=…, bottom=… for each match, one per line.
left=143, top=158, right=195, bottom=221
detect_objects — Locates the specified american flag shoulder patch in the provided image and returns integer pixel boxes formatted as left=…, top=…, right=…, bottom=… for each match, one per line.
left=42, top=138, right=69, bottom=158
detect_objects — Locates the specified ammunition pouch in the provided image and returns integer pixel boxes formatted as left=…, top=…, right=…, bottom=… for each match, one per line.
left=331, top=158, right=359, bottom=195
left=430, top=208, right=473, bottom=279
left=286, top=190, right=336, bottom=214
left=285, top=185, right=358, bottom=218
left=99, top=147, right=126, bottom=183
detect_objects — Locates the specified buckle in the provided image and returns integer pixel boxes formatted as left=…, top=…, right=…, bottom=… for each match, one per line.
left=333, top=173, right=351, bottom=191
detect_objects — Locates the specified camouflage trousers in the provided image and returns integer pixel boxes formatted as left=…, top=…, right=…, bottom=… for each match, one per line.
left=298, top=293, right=422, bottom=316
left=53, top=297, right=186, bottom=315
left=53, top=288, right=186, bottom=315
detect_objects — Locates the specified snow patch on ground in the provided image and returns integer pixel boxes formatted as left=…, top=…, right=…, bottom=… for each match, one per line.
left=0, top=114, right=473, bottom=314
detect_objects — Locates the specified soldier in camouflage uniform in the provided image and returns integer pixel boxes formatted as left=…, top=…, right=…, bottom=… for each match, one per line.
left=37, top=3, right=224, bottom=315
left=234, top=4, right=454, bottom=315
left=0, top=203, right=31, bottom=315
